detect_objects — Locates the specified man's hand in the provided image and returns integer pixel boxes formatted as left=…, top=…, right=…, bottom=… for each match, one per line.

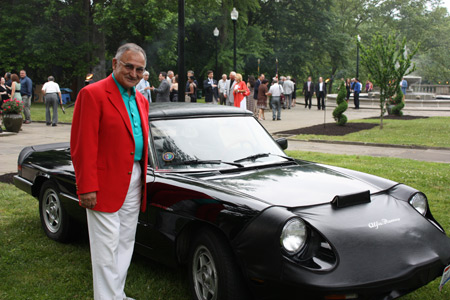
left=80, top=192, right=97, bottom=209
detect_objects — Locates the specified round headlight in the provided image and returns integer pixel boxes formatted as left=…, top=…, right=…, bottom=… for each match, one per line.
left=409, top=193, right=427, bottom=216
left=280, top=218, right=307, bottom=254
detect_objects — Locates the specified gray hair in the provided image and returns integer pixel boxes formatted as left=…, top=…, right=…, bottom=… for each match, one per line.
left=230, top=71, right=236, bottom=76
left=48, top=76, right=55, bottom=81
left=143, top=71, right=149, bottom=76
left=114, top=43, right=147, bottom=65
left=272, top=77, right=278, bottom=83
left=286, top=76, right=291, bottom=80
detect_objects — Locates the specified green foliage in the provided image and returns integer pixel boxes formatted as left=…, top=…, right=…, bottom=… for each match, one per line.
left=390, top=86, right=404, bottom=116
left=359, top=34, right=418, bottom=129
left=332, top=81, right=348, bottom=126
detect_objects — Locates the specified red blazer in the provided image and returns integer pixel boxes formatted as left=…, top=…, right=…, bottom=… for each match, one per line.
left=70, top=75, right=149, bottom=213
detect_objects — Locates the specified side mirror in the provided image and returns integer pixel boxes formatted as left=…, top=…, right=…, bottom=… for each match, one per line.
left=275, top=138, right=288, bottom=150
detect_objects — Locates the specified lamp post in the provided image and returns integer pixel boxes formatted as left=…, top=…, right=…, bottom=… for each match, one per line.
left=356, top=35, right=361, bottom=80
left=231, top=7, right=239, bottom=71
left=178, top=0, right=185, bottom=101
left=213, top=27, right=219, bottom=79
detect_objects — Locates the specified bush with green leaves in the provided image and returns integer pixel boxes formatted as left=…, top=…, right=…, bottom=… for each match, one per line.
left=333, top=81, right=348, bottom=126
left=391, top=86, right=404, bottom=116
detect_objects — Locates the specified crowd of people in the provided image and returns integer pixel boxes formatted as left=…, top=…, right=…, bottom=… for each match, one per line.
left=0, top=71, right=33, bottom=133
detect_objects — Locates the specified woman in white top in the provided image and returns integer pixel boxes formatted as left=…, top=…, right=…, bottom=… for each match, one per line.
left=42, top=76, right=62, bottom=126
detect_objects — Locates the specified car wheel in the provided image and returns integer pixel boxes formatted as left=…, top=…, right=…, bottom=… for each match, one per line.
left=39, top=181, right=71, bottom=242
left=188, top=229, right=250, bottom=300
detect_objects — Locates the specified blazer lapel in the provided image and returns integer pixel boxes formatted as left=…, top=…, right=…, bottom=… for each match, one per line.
left=105, top=75, right=133, bottom=138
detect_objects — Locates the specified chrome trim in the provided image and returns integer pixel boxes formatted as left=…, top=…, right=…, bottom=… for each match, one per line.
left=13, top=175, right=33, bottom=186
left=60, top=192, right=79, bottom=202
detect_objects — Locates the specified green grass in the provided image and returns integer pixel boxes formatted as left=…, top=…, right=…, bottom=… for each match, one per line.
left=29, top=101, right=75, bottom=123
left=293, top=117, right=450, bottom=148
left=1, top=152, right=450, bottom=299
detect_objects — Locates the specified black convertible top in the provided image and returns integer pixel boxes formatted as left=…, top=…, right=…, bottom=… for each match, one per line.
left=148, top=102, right=252, bottom=120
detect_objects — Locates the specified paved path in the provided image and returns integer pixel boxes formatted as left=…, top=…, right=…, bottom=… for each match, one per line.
left=1, top=106, right=449, bottom=175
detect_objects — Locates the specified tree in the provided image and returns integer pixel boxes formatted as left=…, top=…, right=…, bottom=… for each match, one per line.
left=332, top=81, right=348, bottom=125
left=359, top=34, right=418, bottom=129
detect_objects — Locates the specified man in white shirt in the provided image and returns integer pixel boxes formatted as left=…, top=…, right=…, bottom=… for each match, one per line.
left=315, top=77, right=327, bottom=110
left=218, top=74, right=227, bottom=105
left=283, top=76, right=295, bottom=109
left=267, top=77, right=284, bottom=121
left=41, top=76, right=62, bottom=126
left=167, top=70, right=174, bottom=84
left=136, top=71, right=152, bottom=104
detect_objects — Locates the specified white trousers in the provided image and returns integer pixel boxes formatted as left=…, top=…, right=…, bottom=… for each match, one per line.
left=86, top=162, right=141, bottom=300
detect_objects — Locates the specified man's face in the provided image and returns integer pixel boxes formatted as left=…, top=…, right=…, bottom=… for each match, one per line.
left=187, top=72, right=193, bottom=78
left=112, top=50, right=145, bottom=89
left=222, top=75, right=227, bottom=80
left=20, top=71, right=26, bottom=78
left=159, top=74, right=164, bottom=81
left=0, top=77, right=4, bottom=84
left=260, top=74, right=265, bottom=80
left=308, top=77, right=312, bottom=82
left=208, top=72, right=214, bottom=79
left=230, top=73, right=235, bottom=80
left=319, top=77, right=323, bottom=83
left=144, top=74, right=149, bottom=81
left=168, top=73, right=174, bottom=79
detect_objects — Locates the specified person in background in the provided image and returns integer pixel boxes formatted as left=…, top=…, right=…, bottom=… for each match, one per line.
left=400, top=77, right=407, bottom=95
left=20, top=70, right=32, bottom=124
left=257, top=78, right=269, bottom=120
left=247, top=75, right=256, bottom=114
left=0, top=77, right=10, bottom=133
left=10, top=74, right=22, bottom=103
left=233, top=73, right=250, bottom=109
left=267, top=77, right=284, bottom=121
left=291, top=78, right=297, bottom=107
left=170, top=75, right=179, bottom=102
left=167, top=70, right=174, bottom=84
left=254, top=74, right=264, bottom=109
left=224, top=71, right=237, bottom=106
left=315, top=76, right=327, bottom=110
left=283, top=76, right=295, bottom=109
left=218, top=74, right=227, bottom=105
left=365, top=80, right=373, bottom=93
left=70, top=43, right=149, bottom=300
left=352, top=78, right=361, bottom=109
left=136, top=70, right=152, bottom=104
left=345, top=78, right=351, bottom=102
left=185, top=70, right=198, bottom=95
left=303, top=76, right=314, bottom=109
left=186, top=76, right=197, bottom=102
left=4, top=73, right=12, bottom=93
left=203, top=70, right=218, bottom=104
left=42, top=76, right=62, bottom=126
left=150, top=72, right=171, bottom=102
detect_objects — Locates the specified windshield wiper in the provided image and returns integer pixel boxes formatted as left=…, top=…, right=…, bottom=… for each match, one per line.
left=175, top=159, right=244, bottom=168
left=234, top=153, right=294, bottom=163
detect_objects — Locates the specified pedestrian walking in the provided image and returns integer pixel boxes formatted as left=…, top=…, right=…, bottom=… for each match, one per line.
left=136, top=70, right=152, bottom=104
left=20, top=70, right=32, bottom=124
left=267, top=77, right=284, bottom=120
left=42, top=76, right=62, bottom=126
left=218, top=74, right=227, bottom=105
left=257, top=78, right=269, bottom=120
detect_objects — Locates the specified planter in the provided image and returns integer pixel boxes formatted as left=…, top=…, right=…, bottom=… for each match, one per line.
left=3, top=114, right=23, bottom=132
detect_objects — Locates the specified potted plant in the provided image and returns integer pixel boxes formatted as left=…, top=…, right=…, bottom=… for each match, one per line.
left=1, top=98, right=24, bottom=132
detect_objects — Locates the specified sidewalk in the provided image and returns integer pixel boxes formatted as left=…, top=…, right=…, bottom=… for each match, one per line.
left=1, top=107, right=449, bottom=175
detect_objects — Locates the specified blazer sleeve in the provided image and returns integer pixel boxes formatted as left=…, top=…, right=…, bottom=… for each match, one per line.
left=70, top=87, right=101, bottom=195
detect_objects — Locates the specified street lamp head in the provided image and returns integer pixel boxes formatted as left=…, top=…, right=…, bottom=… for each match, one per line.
left=213, top=27, right=219, bottom=37
left=231, top=7, right=239, bottom=21
left=357, top=35, right=361, bottom=42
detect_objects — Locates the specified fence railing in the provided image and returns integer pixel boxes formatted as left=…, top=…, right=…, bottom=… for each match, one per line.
left=410, top=85, right=450, bottom=95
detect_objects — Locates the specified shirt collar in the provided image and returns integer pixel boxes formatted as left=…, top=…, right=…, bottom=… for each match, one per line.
left=112, top=73, right=136, bottom=97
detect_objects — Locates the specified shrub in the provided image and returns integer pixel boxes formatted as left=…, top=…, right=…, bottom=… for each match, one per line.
left=332, top=81, right=348, bottom=126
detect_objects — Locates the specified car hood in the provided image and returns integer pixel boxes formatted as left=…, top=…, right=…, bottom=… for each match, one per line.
left=207, top=162, right=395, bottom=207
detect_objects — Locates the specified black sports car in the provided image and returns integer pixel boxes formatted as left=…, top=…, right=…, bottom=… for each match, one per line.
left=13, top=103, right=450, bottom=300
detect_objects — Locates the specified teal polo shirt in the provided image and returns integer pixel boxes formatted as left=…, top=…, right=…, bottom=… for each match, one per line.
left=112, top=73, right=144, bottom=161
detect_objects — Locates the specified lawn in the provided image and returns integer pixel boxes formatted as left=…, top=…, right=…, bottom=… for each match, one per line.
left=1, top=152, right=449, bottom=299
left=293, top=117, right=450, bottom=148
left=29, top=101, right=75, bottom=123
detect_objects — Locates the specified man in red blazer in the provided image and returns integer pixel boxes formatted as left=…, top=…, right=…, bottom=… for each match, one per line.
left=71, top=43, right=149, bottom=300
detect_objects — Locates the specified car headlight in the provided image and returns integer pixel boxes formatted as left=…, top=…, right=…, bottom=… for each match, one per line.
left=409, top=193, right=427, bottom=216
left=280, top=218, right=307, bottom=254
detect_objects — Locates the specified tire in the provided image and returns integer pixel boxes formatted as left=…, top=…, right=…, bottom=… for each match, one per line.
left=188, top=228, right=250, bottom=300
left=38, top=181, right=71, bottom=242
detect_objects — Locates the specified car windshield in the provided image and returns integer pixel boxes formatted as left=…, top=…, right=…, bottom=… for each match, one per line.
left=150, top=116, right=287, bottom=171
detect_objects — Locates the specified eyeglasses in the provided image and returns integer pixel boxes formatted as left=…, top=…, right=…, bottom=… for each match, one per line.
left=119, top=60, right=145, bottom=74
